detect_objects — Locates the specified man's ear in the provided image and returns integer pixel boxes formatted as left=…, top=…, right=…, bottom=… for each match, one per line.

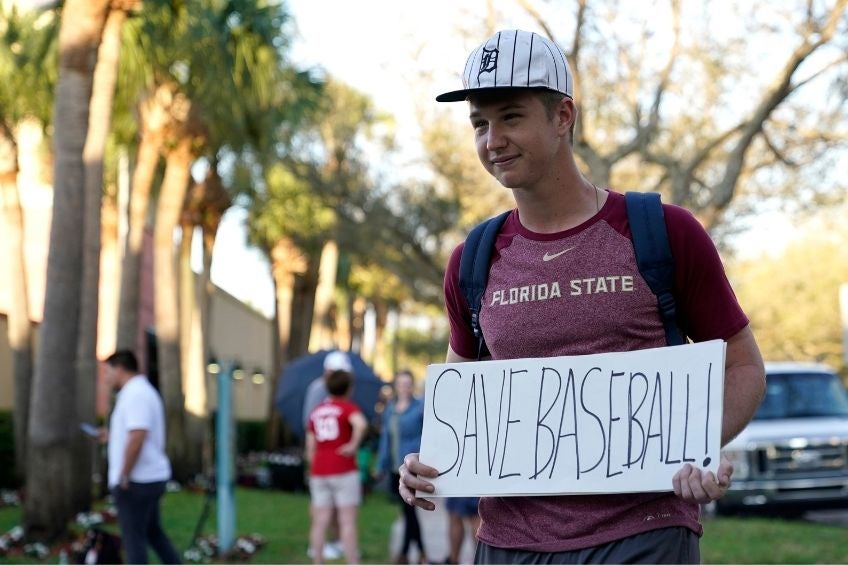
left=557, top=97, right=577, bottom=136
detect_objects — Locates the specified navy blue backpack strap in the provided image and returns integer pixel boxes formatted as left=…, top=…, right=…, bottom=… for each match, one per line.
left=624, top=192, right=686, bottom=346
left=459, top=210, right=511, bottom=360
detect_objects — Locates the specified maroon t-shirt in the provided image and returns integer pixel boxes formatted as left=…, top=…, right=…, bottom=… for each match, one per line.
left=444, top=190, right=748, bottom=552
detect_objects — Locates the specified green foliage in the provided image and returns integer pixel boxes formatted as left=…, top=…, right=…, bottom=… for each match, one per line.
left=729, top=208, right=848, bottom=373
left=247, top=78, right=377, bottom=268
left=0, top=4, right=58, bottom=126
left=394, top=326, right=449, bottom=372
left=334, top=178, right=458, bottom=305
left=235, top=420, right=267, bottom=454
left=347, top=263, right=407, bottom=306
left=246, top=71, right=462, bottom=307
left=0, top=412, right=15, bottom=489
left=420, top=111, right=511, bottom=231
left=248, top=162, right=335, bottom=252
left=115, top=0, right=316, bottom=158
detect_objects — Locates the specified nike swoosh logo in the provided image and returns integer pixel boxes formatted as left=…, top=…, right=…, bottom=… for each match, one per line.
left=543, top=247, right=577, bottom=261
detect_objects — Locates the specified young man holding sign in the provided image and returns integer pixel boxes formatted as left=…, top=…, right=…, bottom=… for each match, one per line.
left=398, top=29, right=765, bottom=563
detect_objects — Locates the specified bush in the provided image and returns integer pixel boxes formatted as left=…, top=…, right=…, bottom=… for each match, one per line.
left=236, top=420, right=267, bottom=454
left=0, top=412, right=17, bottom=488
left=209, top=415, right=269, bottom=454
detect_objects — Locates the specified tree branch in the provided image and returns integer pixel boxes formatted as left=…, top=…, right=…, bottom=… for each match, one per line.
left=712, top=0, right=847, bottom=211
left=609, top=0, right=681, bottom=164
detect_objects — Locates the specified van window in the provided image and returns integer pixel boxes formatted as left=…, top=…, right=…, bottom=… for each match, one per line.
left=754, top=372, right=848, bottom=420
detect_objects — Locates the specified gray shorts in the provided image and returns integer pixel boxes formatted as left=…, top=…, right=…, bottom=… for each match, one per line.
left=309, top=470, right=361, bottom=508
left=474, top=527, right=699, bottom=564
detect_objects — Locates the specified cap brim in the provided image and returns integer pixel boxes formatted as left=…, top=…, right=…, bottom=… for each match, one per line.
left=436, top=86, right=527, bottom=102
left=435, top=89, right=474, bottom=102
left=436, top=86, right=571, bottom=103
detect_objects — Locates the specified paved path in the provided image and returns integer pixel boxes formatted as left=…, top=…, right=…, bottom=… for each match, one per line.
left=388, top=501, right=476, bottom=564
left=805, top=510, right=848, bottom=527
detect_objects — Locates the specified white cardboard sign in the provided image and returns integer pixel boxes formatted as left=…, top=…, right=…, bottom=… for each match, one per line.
left=418, top=340, right=726, bottom=497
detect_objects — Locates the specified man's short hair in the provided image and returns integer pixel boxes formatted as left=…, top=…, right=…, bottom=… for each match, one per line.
left=325, top=369, right=353, bottom=397
left=538, top=90, right=566, bottom=118
left=536, top=89, right=576, bottom=143
left=105, top=350, right=139, bottom=373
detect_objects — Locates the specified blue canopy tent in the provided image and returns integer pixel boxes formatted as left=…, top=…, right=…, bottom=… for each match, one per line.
left=274, top=349, right=384, bottom=438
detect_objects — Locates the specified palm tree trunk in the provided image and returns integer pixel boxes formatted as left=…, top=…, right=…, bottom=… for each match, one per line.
left=308, top=240, right=338, bottom=350
left=116, top=88, right=170, bottom=351
left=348, top=295, right=366, bottom=353
left=95, top=191, right=120, bottom=499
left=195, top=168, right=228, bottom=460
left=372, top=298, right=389, bottom=377
left=115, top=134, right=158, bottom=351
left=266, top=240, right=299, bottom=448
left=179, top=220, right=205, bottom=476
left=97, top=152, right=126, bottom=360
left=337, top=288, right=353, bottom=352
left=290, top=258, right=319, bottom=359
left=198, top=222, right=217, bottom=468
left=74, top=5, right=127, bottom=513
left=0, top=122, right=33, bottom=485
left=271, top=240, right=298, bottom=364
left=25, top=0, right=110, bottom=541
left=153, top=137, right=193, bottom=481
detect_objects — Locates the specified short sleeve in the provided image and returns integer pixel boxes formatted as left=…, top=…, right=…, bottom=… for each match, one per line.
left=664, top=204, right=749, bottom=341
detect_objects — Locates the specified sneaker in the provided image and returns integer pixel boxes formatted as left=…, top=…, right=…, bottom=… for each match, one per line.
left=307, top=541, right=345, bottom=560
left=324, top=542, right=343, bottom=560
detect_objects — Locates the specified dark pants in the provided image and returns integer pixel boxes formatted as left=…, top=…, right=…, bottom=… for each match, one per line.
left=475, top=527, right=699, bottom=564
left=113, top=481, right=181, bottom=564
left=391, top=472, right=427, bottom=557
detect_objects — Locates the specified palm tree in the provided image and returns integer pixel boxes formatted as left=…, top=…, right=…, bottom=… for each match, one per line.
left=73, top=0, right=139, bottom=513
left=152, top=94, right=204, bottom=480
left=180, top=165, right=230, bottom=472
left=25, top=0, right=110, bottom=540
left=0, top=120, right=31, bottom=484
left=113, top=0, right=318, bottom=474
left=115, top=83, right=173, bottom=351
left=247, top=164, right=333, bottom=352
left=0, top=3, right=57, bottom=485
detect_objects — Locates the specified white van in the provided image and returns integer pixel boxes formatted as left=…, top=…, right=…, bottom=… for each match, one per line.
left=717, top=362, right=848, bottom=515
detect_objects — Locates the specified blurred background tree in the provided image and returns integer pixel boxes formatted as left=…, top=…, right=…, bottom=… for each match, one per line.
left=730, top=204, right=848, bottom=376
left=0, top=1, right=58, bottom=490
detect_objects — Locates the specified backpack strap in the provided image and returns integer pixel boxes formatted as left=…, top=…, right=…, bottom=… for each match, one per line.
left=458, top=211, right=511, bottom=360
left=624, top=191, right=686, bottom=346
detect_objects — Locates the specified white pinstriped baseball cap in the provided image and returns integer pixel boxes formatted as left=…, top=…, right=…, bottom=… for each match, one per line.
left=436, top=29, right=573, bottom=102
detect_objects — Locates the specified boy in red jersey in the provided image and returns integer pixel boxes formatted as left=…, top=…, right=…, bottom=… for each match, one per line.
left=306, top=361, right=368, bottom=564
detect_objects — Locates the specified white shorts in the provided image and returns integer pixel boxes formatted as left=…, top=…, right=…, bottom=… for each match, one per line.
left=309, top=470, right=361, bottom=508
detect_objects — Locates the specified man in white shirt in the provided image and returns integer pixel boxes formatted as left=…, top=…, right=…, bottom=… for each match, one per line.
left=103, top=350, right=181, bottom=564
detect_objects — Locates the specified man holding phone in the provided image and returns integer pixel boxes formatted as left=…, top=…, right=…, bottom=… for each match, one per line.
left=102, top=350, right=181, bottom=564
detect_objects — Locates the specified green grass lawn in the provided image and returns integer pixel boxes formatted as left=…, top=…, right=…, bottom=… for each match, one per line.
left=701, top=514, right=848, bottom=564
left=0, top=487, right=397, bottom=564
left=1, top=489, right=848, bottom=563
